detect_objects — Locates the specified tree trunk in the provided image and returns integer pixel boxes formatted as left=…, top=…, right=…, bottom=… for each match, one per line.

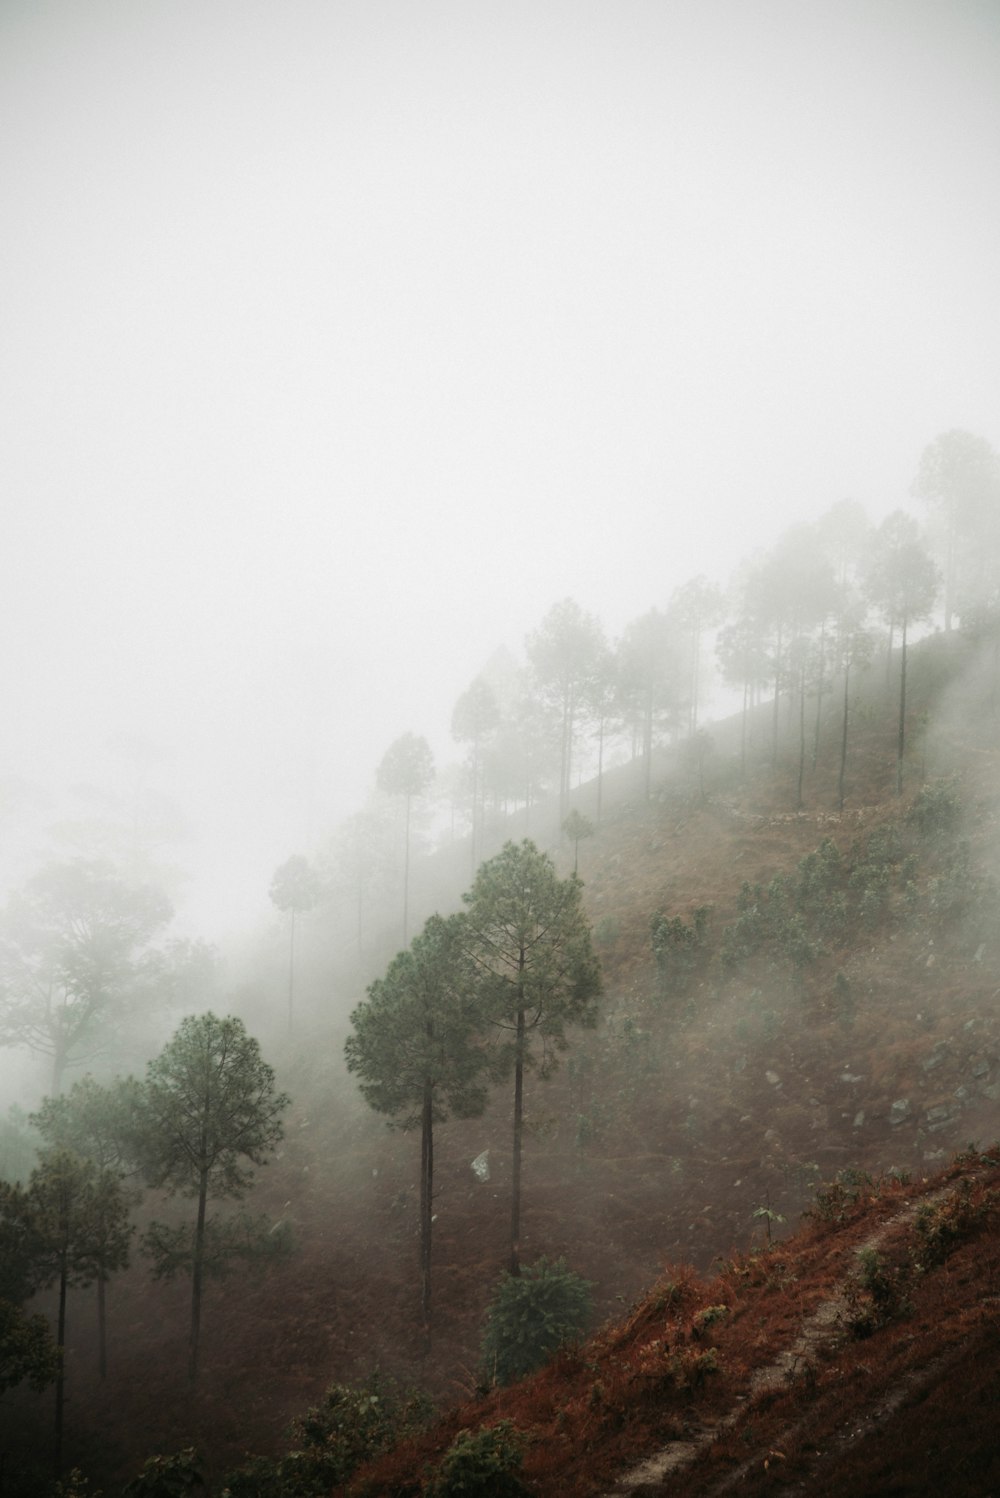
left=420, top=1082, right=433, bottom=1342
left=97, top=1270, right=107, bottom=1380
left=54, top=1257, right=68, bottom=1477
left=797, top=662, right=806, bottom=810
left=510, top=1004, right=526, bottom=1277
left=812, top=620, right=826, bottom=769
left=189, top=1174, right=208, bottom=1382
left=287, top=908, right=296, bottom=1036
left=896, top=617, right=908, bottom=796
left=771, top=622, right=783, bottom=765
left=838, top=660, right=850, bottom=812
left=402, top=793, right=411, bottom=945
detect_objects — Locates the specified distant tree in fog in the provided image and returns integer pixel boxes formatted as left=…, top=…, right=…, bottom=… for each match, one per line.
left=863, top=511, right=940, bottom=795
left=912, top=429, right=1000, bottom=631
left=136, top=1013, right=289, bottom=1382
left=345, top=913, right=490, bottom=1338
left=269, top=854, right=322, bottom=1035
left=377, top=733, right=435, bottom=945
left=526, top=599, right=606, bottom=821
left=562, top=809, right=594, bottom=875
left=581, top=643, right=620, bottom=822
left=451, top=676, right=501, bottom=875
left=617, top=609, right=683, bottom=800
left=0, top=861, right=173, bottom=1093
left=463, top=841, right=601, bottom=1275
left=667, top=576, right=724, bottom=735
left=323, top=802, right=395, bottom=961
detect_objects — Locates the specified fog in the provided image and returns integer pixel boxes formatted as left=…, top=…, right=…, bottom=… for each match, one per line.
left=2, top=0, right=998, bottom=939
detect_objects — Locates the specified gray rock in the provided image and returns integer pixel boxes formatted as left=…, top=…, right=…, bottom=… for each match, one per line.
left=889, top=1098, right=912, bottom=1126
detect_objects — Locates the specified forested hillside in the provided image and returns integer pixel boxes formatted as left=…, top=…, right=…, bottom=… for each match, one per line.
left=2, top=566, right=1000, bottom=1494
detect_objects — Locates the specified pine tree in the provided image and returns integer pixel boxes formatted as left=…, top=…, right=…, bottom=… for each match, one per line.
left=463, top=842, right=601, bottom=1274
left=137, top=1013, right=289, bottom=1381
left=345, top=913, right=490, bottom=1336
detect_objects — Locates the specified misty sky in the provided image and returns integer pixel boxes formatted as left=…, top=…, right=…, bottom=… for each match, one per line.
left=2, top=0, right=998, bottom=934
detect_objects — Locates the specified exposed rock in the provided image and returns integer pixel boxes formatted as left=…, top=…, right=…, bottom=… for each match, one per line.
left=889, top=1098, right=912, bottom=1126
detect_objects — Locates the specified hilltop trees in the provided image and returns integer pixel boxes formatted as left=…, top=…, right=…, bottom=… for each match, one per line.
left=526, top=600, right=605, bottom=821
left=345, top=914, right=491, bottom=1335
left=0, top=861, right=174, bottom=1093
left=863, top=512, right=940, bottom=794
left=464, top=841, right=601, bottom=1274
left=136, top=1013, right=289, bottom=1381
left=451, top=677, right=501, bottom=875
left=269, top=854, right=323, bottom=1034
left=377, top=733, right=435, bottom=945
left=912, top=429, right=1000, bottom=630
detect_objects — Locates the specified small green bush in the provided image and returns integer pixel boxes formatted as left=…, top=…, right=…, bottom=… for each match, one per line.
left=481, top=1258, right=592, bottom=1386
left=222, top=1372, right=432, bottom=1497
left=122, top=1450, right=203, bottom=1498
left=909, top=778, right=961, bottom=840
left=425, top=1422, right=527, bottom=1497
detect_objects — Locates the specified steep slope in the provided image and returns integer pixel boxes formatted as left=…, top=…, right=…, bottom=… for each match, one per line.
left=2, top=629, right=998, bottom=1495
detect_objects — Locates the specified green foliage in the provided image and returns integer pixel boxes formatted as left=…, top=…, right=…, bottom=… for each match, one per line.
left=142, top=1211, right=292, bottom=1282
left=481, top=1257, right=592, bottom=1386
left=912, top=1180, right=997, bottom=1271
left=908, top=778, right=962, bottom=840
left=425, top=1422, right=527, bottom=1498
left=0, top=1297, right=59, bottom=1393
left=139, top=1014, right=289, bottom=1201
left=650, top=906, right=710, bottom=997
left=0, top=859, right=174, bottom=1089
left=0, top=1104, right=38, bottom=1185
left=222, top=1373, right=433, bottom=1497
left=593, top=914, right=619, bottom=948
left=845, top=1248, right=909, bottom=1338
left=122, top=1449, right=204, bottom=1498
left=463, top=841, right=602, bottom=1072
left=345, top=914, right=490, bottom=1130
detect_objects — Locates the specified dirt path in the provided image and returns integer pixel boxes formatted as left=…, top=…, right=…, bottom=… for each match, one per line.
left=602, top=1186, right=951, bottom=1497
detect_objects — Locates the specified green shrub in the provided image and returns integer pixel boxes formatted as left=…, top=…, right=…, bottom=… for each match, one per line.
left=222, top=1373, right=432, bottom=1497
left=122, top=1450, right=203, bottom=1498
left=425, top=1422, right=527, bottom=1497
left=481, top=1257, right=592, bottom=1386
left=909, top=778, right=961, bottom=840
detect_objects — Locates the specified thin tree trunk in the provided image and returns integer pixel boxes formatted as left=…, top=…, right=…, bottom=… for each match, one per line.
left=54, top=1258, right=68, bottom=1477
left=797, top=663, right=806, bottom=809
left=896, top=617, right=908, bottom=796
left=97, top=1270, right=107, bottom=1380
left=838, top=660, right=850, bottom=812
left=420, top=1081, right=433, bottom=1342
left=402, top=794, right=411, bottom=945
left=771, top=622, right=783, bottom=765
left=812, top=620, right=826, bottom=769
left=287, top=908, right=296, bottom=1036
left=189, top=1175, right=208, bottom=1382
left=510, top=1004, right=526, bottom=1277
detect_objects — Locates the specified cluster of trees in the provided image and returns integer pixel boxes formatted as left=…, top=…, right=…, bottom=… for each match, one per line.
left=305, top=429, right=999, bottom=959
left=0, top=1012, right=289, bottom=1470
left=345, top=840, right=601, bottom=1337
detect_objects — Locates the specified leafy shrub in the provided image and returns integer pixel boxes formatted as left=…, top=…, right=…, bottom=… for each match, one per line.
left=844, top=1249, right=909, bottom=1338
left=122, top=1450, right=203, bottom=1498
left=425, top=1422, right=527, bottom=1497
left=650, top=907, right=710, bottom=995
left=222, top=1373, right=432, bottom=1496
left=912, top=1180, right=998, bottom=1270
left=481, top=1258, right=592, bottom=1386
left=909, top=777, right=962, bottom=840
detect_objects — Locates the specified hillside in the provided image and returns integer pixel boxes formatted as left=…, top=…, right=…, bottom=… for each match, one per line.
left=2, top=627, right=999, bottom=1495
